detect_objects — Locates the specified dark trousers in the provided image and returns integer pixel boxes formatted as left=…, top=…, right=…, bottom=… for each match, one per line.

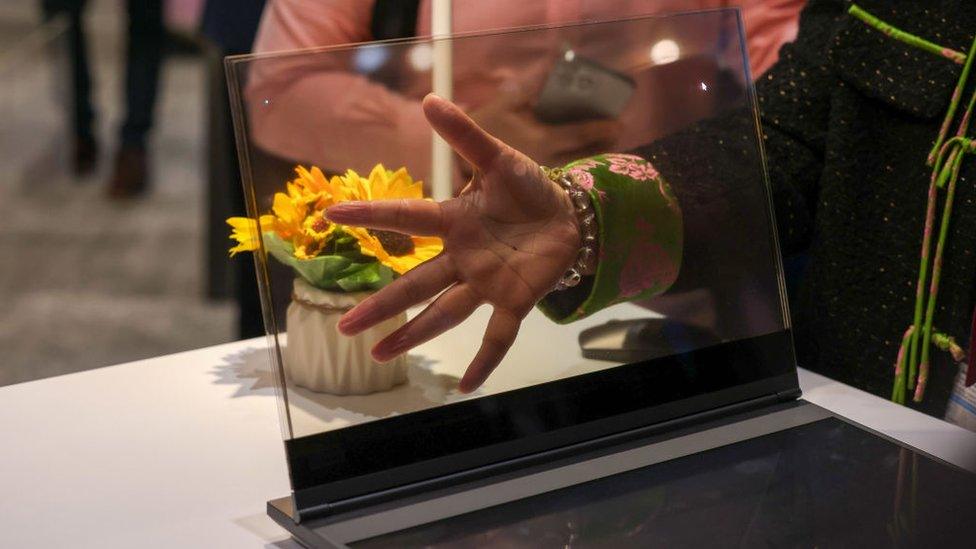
left=42, top=0, right=164, bottom=147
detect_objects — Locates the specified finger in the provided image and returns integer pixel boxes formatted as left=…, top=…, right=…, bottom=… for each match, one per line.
left=326, top=199, right=446, bottom=236
left=371, top=283, right=480, bottom=363
left=458, top=308, right=521, bottom=393
left=423, top=94, right=503, bottom=172
left=338, top=255, right=456, bottom=336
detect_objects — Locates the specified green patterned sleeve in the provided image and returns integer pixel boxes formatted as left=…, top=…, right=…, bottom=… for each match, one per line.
left=537, top=154, right=683, bottom=324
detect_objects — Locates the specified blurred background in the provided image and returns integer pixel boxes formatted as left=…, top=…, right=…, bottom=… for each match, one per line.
left=0, top=0, right=237, bottom=386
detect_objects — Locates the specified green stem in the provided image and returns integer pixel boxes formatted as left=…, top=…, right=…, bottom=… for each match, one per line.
left=915, top=140, right=970, bottom=402
left=905, top=35, right=976, bottom=389
left=928, top=36, right=976, bottom=164
left=891, top=326, right=913, bottom=404
left=848, top=4, right=967, bottom=64
left=907, top=173, right=940, bottom=389
left=911, top=135, right=965, bottom=382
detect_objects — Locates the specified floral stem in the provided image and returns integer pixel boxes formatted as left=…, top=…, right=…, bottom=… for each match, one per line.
left=848, top=4, right=967, bottom=65
left=915, top=139, right=972, bottom=402
left=928, top=35, right=976, bottom=164
left=892, top=326, right=914, bottom=404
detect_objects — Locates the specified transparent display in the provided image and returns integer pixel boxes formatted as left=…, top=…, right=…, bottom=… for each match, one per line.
left=226, top=9, right=790, bottom=501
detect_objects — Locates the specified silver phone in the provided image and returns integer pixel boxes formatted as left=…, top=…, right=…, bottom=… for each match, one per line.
left=534, top=51, right=636, bottom=124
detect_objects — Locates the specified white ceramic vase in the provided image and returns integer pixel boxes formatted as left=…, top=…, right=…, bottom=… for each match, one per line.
left=284, top=278, right=408, bottom=395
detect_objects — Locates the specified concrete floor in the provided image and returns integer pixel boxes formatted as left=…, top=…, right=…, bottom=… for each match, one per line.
left=0, top=1, right=234, bottom=386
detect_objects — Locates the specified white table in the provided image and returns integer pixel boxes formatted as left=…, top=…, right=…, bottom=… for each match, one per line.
left=2, top=336, right=975, bottom=548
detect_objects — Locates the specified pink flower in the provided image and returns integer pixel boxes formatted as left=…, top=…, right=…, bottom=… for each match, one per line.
left=568, top=159, right=602, bottom=172
left=619, top=242, right=677, bottom=298
left=606, top=154, right=659, bottom=181
left=604, top=153, right=644, bottom=163
left=568, top=168, right=594, bottom=191
left=618, top=218, right=678, bottom=298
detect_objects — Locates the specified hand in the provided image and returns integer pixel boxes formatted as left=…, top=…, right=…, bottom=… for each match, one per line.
left=326, top=94, right=582, bottom=393
left=467, top=89, right=620, bottom=171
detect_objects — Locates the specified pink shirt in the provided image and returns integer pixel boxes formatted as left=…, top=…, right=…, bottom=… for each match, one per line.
left=248, top=0, right=804, bottom=180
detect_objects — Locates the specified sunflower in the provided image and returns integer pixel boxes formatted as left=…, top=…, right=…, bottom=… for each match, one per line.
left=289, top=165, right=346, bottom=210
left=345, top=226, right=442, bottom=274
left=227, top=215, right=275, bottom=256
left=293, top=211, right=336, bottom=260
left=227, top=163, right=442, bottom=279
left=338, top=164, right=424, bottom=202
left=269, top=191, right=307, bottom=238
left=333, top=164, right=443, bottom=274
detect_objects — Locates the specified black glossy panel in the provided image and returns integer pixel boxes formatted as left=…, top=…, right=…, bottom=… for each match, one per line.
left=356, top=418, right=976, bottom=548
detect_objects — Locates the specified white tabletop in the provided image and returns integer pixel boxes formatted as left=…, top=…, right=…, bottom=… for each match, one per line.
left=1, top=337, right=975, bottom=549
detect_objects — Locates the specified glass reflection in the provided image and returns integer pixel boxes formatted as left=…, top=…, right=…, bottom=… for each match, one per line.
left=227, top=10, right=786, bottom=442
left=353, top=419, right=976, bottom=548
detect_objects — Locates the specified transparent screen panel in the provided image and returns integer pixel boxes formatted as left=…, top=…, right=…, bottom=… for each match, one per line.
left=227, top=9, right=791, bottom=504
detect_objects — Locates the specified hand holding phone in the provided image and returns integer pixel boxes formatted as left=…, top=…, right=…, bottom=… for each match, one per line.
left=466, top=87, right=620, bottom=172
left=534, top=51, right=636, bottom=124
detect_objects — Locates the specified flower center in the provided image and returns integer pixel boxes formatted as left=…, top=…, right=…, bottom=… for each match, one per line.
left=311, top=217, right=329, bottom=233
left=303, top=239, right=323, bottom=257
left=369, top=229, right=415, bottom=256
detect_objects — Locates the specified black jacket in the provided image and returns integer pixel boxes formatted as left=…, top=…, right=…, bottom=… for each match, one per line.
left=640, top=0, right=975, bottom=417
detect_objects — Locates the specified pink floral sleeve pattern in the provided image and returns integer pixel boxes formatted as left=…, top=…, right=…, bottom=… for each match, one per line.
left=538, top=154, right=683, bottom=323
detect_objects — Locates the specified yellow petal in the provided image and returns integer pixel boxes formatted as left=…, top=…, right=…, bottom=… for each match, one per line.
left=226, top=216, right=255, bottom=231
left=226, top=217, right=262, bottom=256
left=258, top=215, right=276, bottom=231
left=309, top=166, right=329, bottom=191
left=369, top=163, right=388, bottom=182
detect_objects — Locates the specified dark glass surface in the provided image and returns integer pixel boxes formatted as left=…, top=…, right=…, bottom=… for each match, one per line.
left=354, top=418, right=976, bottom=548
left=288, top=331, right=796, bottom=506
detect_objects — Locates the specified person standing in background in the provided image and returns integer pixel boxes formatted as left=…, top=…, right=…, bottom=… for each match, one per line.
left=250, top=0, right=806, bottom=188
left=41, top=0, right=164, bottom=199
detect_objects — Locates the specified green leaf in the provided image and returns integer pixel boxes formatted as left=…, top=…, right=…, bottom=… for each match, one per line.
left=261, top=231, right=393, bottom=291
left=336, top=262, right=394, bottom=292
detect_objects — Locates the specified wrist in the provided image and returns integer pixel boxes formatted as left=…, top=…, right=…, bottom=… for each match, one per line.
left=543, top=166, right=599, bottom=289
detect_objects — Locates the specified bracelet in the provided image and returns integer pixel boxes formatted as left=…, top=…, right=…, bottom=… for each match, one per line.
left=541, top=166, right=598, bottom=291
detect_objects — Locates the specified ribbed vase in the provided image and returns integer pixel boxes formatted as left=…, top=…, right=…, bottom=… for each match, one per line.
left=284, top=278, right=407, bottom=395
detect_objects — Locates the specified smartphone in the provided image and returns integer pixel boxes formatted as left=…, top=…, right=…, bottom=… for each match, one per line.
left=534, top=51, right=636, bottom=124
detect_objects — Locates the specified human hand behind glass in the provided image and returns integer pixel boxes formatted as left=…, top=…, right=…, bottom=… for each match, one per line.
left=326, top=94, right=585, bottom=392
left=468, top=89, right=620, bottom=173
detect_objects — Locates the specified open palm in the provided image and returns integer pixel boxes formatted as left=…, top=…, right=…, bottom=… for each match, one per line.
left=326, top=94, right=581, bottom=392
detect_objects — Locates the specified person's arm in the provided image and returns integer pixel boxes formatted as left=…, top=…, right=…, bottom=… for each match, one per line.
left=739, top=0, right=806, bottom=78
left=327, top=95, right=607, bottom=392
left=536, top=154, right=682, bottom=324
left=247, top=0, right=433, bottom=176
left=520, top=0, right=843, bottom=326
left=324, top=0, right=844, bottom=392
left=632, top=0, right=843, bottom=296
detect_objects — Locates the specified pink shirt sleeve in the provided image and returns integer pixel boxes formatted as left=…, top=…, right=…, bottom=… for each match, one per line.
left=247, top=0, right=433, bottom=178
left=737, top=0, right=805, bottom=78
left=245, top=0, right=805, bottom=180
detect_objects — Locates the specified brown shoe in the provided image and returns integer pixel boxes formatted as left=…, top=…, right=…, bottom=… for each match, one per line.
left=107, top=146, right=149, bottom=199
left=73, top=136, right=98, bottom=177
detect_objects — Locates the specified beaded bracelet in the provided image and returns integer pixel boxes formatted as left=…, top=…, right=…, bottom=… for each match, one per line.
left=541, top=166, right=598, bottom=291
